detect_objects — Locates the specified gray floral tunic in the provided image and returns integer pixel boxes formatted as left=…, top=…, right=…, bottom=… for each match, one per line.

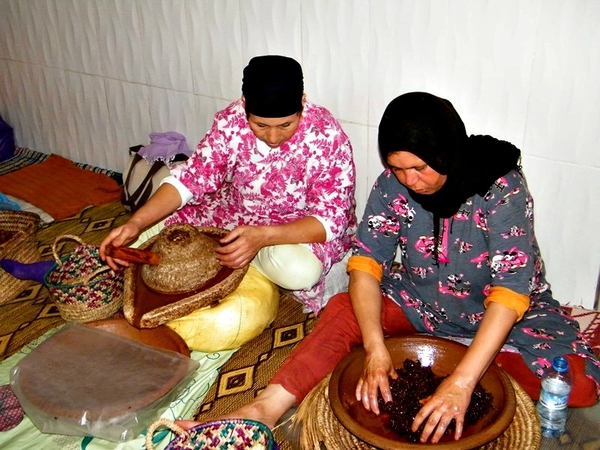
left=354, top=168, right=600, bottom=388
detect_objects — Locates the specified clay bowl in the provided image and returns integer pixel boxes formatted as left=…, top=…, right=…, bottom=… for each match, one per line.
left=329, top=335, right=516, bottom=449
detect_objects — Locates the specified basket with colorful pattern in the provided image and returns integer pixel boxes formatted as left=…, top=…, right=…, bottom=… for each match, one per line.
left=44, top=235, right=124, bottom=322
left=146, top=418, right=279, bottom=450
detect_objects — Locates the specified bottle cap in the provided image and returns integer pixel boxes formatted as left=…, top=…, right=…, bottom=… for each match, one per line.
left=552, top=356, right=568, bottom=372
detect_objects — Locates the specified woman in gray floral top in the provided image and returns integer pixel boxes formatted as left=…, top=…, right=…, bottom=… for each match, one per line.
left=177, top=92, right=599, bottom=445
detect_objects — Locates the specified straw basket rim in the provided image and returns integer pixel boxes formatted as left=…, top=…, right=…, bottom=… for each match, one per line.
left=0, top=210, right=41, bottom=304
left=44, top=234, right=124, bottom=322
left=293, top=372, right=540, bottom=450
left=123, top=225, right=248, bottom=328
left=146, top=418, right=278, bottom=450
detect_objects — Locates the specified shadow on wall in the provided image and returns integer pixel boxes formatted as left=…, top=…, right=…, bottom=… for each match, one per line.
left=595, top=269, right=600, bottom=311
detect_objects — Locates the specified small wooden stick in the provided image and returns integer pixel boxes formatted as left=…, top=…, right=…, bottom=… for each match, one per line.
left=105, top=244, right=160, bottom=265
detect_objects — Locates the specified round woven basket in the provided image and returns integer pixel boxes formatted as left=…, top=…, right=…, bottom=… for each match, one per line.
left=146, top=418, right=279, bottom=450
left=0, top=210, right=41, bottom=305
left=45, top=235, right=124, bottom=322
left=294, top=373, right=541, bottom=450
left=123, top=225, right=249, bottom=329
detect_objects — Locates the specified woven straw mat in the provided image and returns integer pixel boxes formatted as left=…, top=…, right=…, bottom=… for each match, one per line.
left=294, top=373, right=541, bottom=450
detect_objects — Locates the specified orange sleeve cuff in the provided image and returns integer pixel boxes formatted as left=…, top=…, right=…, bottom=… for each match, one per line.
left=347, top=255, right=383, bottom=282
left=483, top=285, right=530, bottom=321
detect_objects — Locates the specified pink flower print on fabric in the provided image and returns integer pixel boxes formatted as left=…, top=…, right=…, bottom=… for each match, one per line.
left=490, top=246, right=528, bottom=277
left=461, top=310, right=484, bottom=326
left=396, top=236, right=408, bottom=259
left=454, top=208, right=470, bottom=220
left=412, top=266, right=433, bottom=279
left=471, top=251, right=489, bottom=268
left=415, top=235, right=435, bottom=259
left=437, top=218, right=451, bottom=264
left=523, top=327, right=556, bottom=340
left=438, top=273, right=470, bottom=298
left=400, top=289, right=419, bottom=308
left=533, top=356, right=553, bottom=377
left=474, top=208, right=490, bottom=231
left=494, top=186, right=521, bottom=209
left=494, top=176, right=509, bottom=191
left=484, top=177, right=509, bottom=202
left=367, top=214, right=399, bottom=237
left=391, top=194, right=415, bottom=227
left=501, top=225, right=527, bottom=239
left=533, top=341, right=553, bottom=351
left=353, top=237, right=372, bottom=254
left=400, top=290, right=437, bottom=333
left=482, top=283, right=491, bottom=296
left=456, top=239, right=474, bottom=253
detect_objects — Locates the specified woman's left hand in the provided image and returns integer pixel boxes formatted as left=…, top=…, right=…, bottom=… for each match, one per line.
left=216, top=225, right=266, bottom=268
left=411, top=373, right=473, bottom=444
left=411, top=302, right=517, bottom=444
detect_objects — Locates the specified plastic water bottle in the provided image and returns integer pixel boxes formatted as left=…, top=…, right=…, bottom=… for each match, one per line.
left=536, top=356, right=572, bottom=438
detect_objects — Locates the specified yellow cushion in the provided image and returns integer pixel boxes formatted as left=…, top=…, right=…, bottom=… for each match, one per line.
left=166, top=265, right=280, bottom=352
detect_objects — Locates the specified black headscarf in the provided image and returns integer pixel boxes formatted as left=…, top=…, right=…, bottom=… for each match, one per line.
left=378, top=92, right=521, bottom=260
left=242, top=55, right=304, bottom=118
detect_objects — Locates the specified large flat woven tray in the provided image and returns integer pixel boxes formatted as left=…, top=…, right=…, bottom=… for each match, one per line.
left=293, top=372, right=540, bottom=450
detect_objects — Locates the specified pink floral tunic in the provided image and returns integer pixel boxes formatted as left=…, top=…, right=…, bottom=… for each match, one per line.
left=166, top=99, right=357, bottom=313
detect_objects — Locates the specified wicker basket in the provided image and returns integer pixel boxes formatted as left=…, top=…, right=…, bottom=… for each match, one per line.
left=0, top=210, right=41, bottom=305
left=146, top=418, right=279, bottom=450
left=293, top=373, right=540, bottom=450
left=44, top=235, right=125, bottom=322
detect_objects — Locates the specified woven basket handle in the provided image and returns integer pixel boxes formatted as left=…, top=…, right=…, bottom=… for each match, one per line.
left=145, top=418, right=188, bottom=450
left=51, top=234, right=88, bottom=266
left=50, top=234, right=114, bottom=284
left=64, top=265, right=113, bottom=285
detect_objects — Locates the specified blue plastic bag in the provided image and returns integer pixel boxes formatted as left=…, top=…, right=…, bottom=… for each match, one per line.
left=0, top=192, right=20, bottom=211
left=0, top=115, right=15, bottom=161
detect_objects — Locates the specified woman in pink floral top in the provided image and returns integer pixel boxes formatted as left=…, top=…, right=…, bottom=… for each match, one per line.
left=101, top=55, right=357, bottom=314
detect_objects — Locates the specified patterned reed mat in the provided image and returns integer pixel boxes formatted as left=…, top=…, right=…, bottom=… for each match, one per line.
left=2, top=197, right=599, bottom=449
left=0, top=201, right=131, bottom=361
left=194, top=292, right=316, bottom=449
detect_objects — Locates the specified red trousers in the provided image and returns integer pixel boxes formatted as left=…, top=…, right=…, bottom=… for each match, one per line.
left=272, top=292, right=597, bottom=407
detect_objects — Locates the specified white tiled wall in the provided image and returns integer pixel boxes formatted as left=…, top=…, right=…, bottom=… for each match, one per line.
left=0, top=0, right=598, bottom=309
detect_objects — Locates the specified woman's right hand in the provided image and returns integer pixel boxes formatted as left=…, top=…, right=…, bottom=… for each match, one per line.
left=99, top=221, right=142, bottom=270
left=355, top=342, right=397, bottom=415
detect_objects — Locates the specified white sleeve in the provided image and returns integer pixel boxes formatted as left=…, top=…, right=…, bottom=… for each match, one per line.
left=160, top=175, right=193, bottom=209
left=311, top=215, right=334, bottom=242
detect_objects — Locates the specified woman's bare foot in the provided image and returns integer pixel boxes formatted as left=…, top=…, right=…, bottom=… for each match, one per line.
left=176, top=384, right=296, bottom=430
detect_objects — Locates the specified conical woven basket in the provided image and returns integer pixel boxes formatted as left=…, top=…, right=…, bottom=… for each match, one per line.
left=140, top=223, right=222, bottom=294
left=0, top=210, right=41, bottom=305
